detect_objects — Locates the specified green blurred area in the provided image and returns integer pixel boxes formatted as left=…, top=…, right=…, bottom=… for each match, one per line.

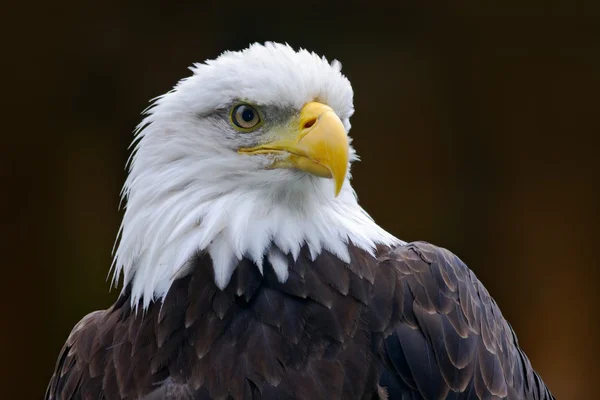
left=2, top=1, right=599, bottom=398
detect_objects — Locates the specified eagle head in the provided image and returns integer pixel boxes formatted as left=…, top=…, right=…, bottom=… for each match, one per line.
left=113, top=42, right=398, bottom=308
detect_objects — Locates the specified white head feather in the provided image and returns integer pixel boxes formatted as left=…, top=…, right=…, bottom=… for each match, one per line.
left=112, top=42, right=401, bottom=309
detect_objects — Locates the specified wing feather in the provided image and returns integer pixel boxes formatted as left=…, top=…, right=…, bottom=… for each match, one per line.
left=46, top=310, right=104, bottom=400
left=378, top=242, right=555, bottom=400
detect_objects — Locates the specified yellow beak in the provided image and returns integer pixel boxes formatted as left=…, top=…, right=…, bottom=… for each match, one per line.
left=238, top=102, right=349, bottom=196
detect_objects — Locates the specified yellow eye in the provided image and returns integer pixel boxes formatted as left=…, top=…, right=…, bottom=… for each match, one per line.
left=231, top=104, right=262, bottom=130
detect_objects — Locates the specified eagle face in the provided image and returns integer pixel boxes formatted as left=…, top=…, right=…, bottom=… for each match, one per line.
left=113, top=43, right=398, bottom=308
left=134, top=42, right=356, bottom=194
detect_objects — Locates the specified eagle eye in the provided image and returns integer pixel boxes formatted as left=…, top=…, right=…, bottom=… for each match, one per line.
left=230, top=103, right=262, bottom=131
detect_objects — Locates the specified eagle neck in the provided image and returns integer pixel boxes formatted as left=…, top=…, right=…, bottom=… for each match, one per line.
left=114, top=176, right=400, bottom=310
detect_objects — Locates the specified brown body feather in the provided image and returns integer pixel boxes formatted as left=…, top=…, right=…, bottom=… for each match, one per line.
left=46, top=242, right=554, bottom=399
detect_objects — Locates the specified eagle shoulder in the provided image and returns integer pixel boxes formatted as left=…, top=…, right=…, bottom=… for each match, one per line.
left=46, top=310, right=106, bottom=400
left=377, top=241, right=555, bottom=400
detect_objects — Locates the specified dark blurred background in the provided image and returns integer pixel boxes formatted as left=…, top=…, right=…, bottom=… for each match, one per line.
left=2, top=1, right=599, bottom=399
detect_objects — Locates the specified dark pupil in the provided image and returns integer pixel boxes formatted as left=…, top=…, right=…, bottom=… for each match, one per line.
left=241, top=107, right=255, bottom=122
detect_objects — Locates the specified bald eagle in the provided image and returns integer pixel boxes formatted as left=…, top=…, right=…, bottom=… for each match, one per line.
left=46, top=43, right=554, bottom=400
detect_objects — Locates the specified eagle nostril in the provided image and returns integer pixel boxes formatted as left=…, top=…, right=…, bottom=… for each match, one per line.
left=303, top=118, right=317, bottom=129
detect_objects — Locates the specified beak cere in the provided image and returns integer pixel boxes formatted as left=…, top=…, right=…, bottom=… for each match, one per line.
left=238, top=102, right=349, bottom=196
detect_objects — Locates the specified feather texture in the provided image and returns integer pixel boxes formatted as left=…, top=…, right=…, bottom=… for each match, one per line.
left=47, top=242, right=554, bottom=400
left=378, top=242, right=555, bottom=400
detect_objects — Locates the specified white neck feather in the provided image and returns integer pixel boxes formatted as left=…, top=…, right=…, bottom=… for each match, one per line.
left=113, top=161, right=399, bottom=309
